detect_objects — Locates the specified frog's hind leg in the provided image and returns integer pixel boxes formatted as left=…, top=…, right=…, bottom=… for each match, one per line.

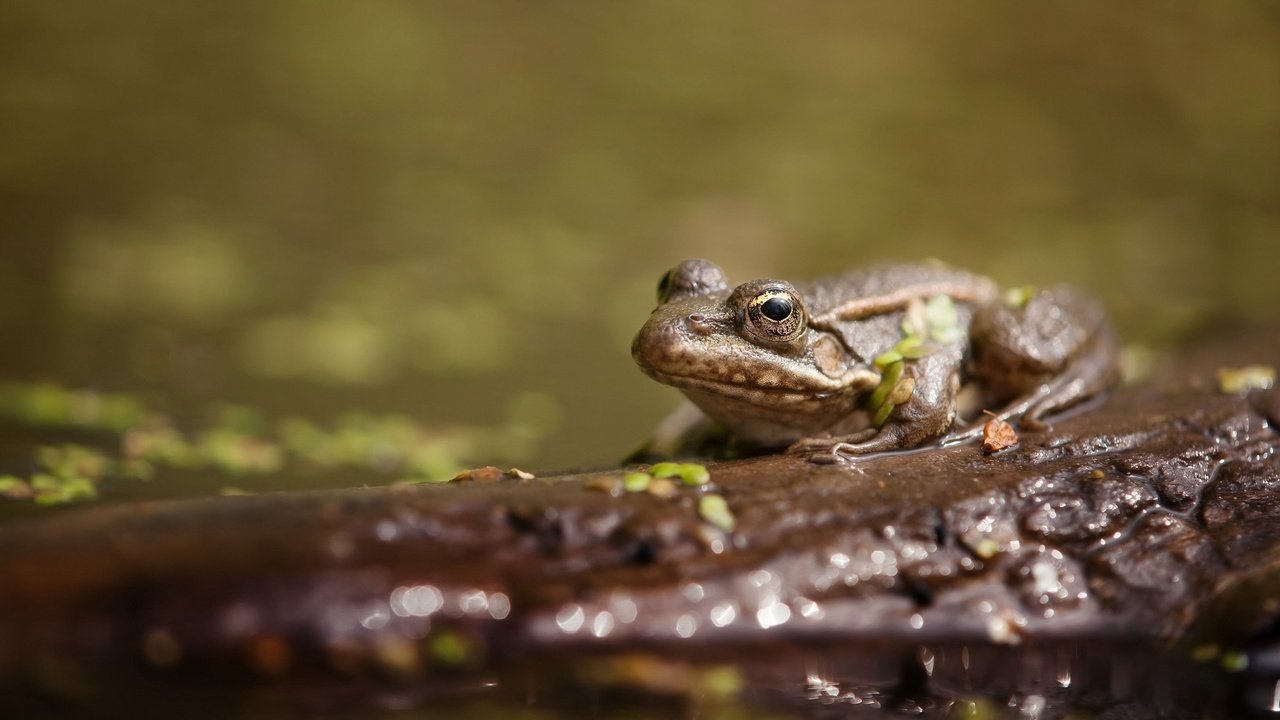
left=968, top=286, right=1120, bottom=434
left=1018, top=325, right=1120, bottom=429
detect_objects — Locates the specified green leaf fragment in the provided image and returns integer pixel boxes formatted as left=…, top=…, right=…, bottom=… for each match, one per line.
left=900, top=299, right=928, bottom=338
left=623, top=471, right=652, bottom=492
left=701, top=665, right=744, bottom=696
left=677, top=463, right=710, bottom=485
left=877, top=332, right=931, bottom=375
left=888, top=376, right=916, bottom=405
left=951, top=697, right=1001, bottom=720
left=1191, top=644, right=1220, bottom=662
left=871, top=398, right=896, bottom=428
left=699, top=494, right=735, bottom=531
left=429, top=630, right=473, bottom=665
left=868, top=360, right=904, bottom=411
left=647, top=462, right=708, bottom=486
left=873, top=349, right=903, bottom=368
left=924, top=294, right=962, bottom=344
left=894, top=334, right=927, bottom=356
left=1217, top=365, right=1275, bottom=395
left=1221, top=651, right=1249, bottom=672
left=30, top=472, right=97, bottom=505
left=0, top=475, right=33, bottom=499
left=649, top=462, right=682, bottom=478
left=1002, top=285, right=1037, bottom=308
left=971, top=538, right=1001, bottom=559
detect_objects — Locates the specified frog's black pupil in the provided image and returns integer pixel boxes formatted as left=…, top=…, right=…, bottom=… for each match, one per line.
left=760, top=296, right=792, bottom=322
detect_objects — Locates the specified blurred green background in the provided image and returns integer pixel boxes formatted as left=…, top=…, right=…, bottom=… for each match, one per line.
left=1, top=1, right=1277, bottom=489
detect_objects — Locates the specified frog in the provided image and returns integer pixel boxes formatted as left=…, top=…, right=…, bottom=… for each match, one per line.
left=631, top=259, right=1118, bottom=461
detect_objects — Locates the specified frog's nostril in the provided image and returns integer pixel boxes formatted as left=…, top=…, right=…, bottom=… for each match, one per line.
left=685, top=313, right=713, bottom=336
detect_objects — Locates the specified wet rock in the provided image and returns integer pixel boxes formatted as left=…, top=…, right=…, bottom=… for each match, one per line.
left=2, top=327, right=1280, bottom=718
left=1201, top=457, right=1280, bottom=568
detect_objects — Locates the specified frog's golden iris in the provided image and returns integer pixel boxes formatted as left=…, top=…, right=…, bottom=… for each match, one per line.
left=742, top=287, right=806, bottom=346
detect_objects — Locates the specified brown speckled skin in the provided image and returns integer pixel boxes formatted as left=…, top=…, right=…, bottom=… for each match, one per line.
left=632, top=260, right=1118, bottom=455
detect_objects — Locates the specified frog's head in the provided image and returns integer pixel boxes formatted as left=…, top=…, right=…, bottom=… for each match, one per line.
left=632, top=260, right=877, bottom=444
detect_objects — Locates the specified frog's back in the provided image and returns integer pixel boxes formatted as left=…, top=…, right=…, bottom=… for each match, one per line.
left=796, top=262, right=996, bottom=316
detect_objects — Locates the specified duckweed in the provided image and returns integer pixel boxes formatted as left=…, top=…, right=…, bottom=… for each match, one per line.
left=678, top=463, right=710, bottom=486
left=1191, top=644, right=1220, bottom=662
left=924, top=294, right=962, bottom=344
left=623, top=471, right=652, bottom=492
left=700, top=665, right=744, bottom=696
left=0, top=475, right=33, bottom=499
left=699, top=494, right=735, bottom=531
left=871, top=396, right=896, bottom=428
left=1217, top=365, right=1275, bottom=395
left=0, top=382, right=522, bottom=503
left=901, top=298, right=929, bottom=339
left=868, top=359, right=904, bottom=411
left=873, top=348, right=903, bottom=369
left=429, top=630, right=475, bottom=666
left=950, top=697, right=1001, bottom=720
left=1221, top=650, right=1249, bottom=672
left=648, top=462, right=710, bottom=486
left=0, top=383, right=147, bottom=432
left=1002, top=285, right=1037, bottom=308
left=31, top=472, right=97, bottom=505
left=649, top=462, right=682, bottom=478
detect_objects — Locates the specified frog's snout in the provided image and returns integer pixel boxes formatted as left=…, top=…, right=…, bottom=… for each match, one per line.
left=632, top=313, right=705, bottom=373
left=631, top=318, right=675, bottom=370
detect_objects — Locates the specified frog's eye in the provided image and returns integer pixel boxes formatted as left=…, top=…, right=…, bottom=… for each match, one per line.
left=744, top=287, right=806, bottom=345
left=759, top=295, right=793, bottom=322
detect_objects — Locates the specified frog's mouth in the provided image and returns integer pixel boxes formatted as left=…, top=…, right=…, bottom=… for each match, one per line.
left=640, top=367, right=875, bottom=407
left=644, top=370, right=818, bottom=403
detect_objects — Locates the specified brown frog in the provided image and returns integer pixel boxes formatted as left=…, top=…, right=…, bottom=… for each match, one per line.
left=631, top=259, right=1118, bottom=460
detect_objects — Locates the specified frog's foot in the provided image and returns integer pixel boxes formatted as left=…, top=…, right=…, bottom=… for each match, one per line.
left=996, top=355, right=1112, bottom=435
left=787, top=429, right=877, bottom=464
left=970, top=290, right=1119, bottom=432
left=1020, top=370, right=1108, bottom=430
left=937, top=421, right=986, bottom=447
left=788, top=426, right=923, bottom=464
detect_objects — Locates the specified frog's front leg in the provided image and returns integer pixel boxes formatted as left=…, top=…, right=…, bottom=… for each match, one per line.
left=789, top=350, right=962, bottom=462
left=968, top=286, right=1119, bottom=430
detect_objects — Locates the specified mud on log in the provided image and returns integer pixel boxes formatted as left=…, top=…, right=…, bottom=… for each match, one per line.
left=0, top=328, right=1278, bottom=717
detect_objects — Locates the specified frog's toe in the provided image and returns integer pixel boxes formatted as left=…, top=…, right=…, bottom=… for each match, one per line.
left=794, top=441, right=873, bottom=466
left=804, top=448, right=847, bottom=465
left=786, top=429, right=876, bottom=456
left=938, top=422, right=986, bottom=447
left=787, top=437, right=834, bottom=455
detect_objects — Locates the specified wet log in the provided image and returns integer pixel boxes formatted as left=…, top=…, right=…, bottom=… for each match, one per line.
left=1, top=327, right=1278, bottom=718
